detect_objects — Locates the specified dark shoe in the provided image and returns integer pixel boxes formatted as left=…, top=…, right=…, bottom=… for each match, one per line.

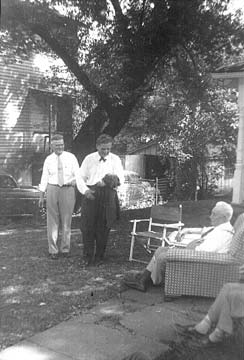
left=187, top=328, right=203, bottom=336
left=80, top=258, right=94, bottom=267
left=208, top=328, right=227, bottom=343
left=94, top=259, right=104, bottom=266
left=123, top=277, right=147, bottom=292
left=124, top=270, right=142, bottom=282
left=198, top=338, right=221, bottom=348
left=60, top=252, right=70, bottom=258
left=185, top=333, right=226, bottom=348
left=94, top=255, right=105, bottom=266
left=141, top=269, right=153, bottom=287
left=49, top=254, right=59, bottom=260
left=175, top=323, right=204, bottom=337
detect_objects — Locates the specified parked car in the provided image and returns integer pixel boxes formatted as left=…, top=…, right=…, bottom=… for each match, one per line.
left=0, top=171, right=41, bottom=218
left=118, top=170, right=157, bottom=209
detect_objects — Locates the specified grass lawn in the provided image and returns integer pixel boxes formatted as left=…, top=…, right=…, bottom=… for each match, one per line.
left=0, top=199, right=243, bottom=353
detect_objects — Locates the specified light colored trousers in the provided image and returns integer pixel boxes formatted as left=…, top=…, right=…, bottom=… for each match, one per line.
left=146, top=247, right=168, bottom=285
left=147, top=249, right=244, bottom=335
left=208, top=282, right=244, bottom=334
left=46, top=184, right=75, bottom=254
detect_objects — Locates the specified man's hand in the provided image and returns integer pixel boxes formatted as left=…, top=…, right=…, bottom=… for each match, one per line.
left=39, top=193, right=45, bottom=208
left=181, top=227, right=202, bottom=236
left=96, top=180, right=105, bottom=187
left=181, top=228, right=190, bottom=236
left=84, top=189, right=95, bottom=200
left=186, top=239, right=201, bottom=249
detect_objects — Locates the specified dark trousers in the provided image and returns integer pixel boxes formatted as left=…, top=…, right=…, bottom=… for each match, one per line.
left=80, top=196, right=110, bottom=261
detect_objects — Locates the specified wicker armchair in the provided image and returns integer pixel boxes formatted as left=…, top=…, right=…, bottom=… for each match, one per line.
left=164, top=213, right=244, bottom=299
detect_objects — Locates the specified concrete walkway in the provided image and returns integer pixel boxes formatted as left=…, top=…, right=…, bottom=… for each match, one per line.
left=0, top=286, right=212, bottom=360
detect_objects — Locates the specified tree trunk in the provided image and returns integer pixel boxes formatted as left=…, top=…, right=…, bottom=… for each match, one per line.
left=72, top=103, right=135, bottom=163
left=72, top=106, right=107, bottom=162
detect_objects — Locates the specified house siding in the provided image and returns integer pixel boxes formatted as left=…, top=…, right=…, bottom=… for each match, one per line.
left=0, top=58, right=39, bottom=182
left=0, top=56, right=73, bottom=185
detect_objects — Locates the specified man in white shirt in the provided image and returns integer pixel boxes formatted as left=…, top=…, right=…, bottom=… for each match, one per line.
left=123, top=201, right=234, bottom=291
left=39, top=134, right=82, bottom=259
left=76, top=134, right=124, bottom=266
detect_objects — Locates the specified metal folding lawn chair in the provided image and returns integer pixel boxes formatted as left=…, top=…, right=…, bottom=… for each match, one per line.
left=129, top=204, right=184, bottom=263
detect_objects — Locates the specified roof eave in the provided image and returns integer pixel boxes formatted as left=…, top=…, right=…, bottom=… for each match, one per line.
left=211, top=72, right=244, bottom=79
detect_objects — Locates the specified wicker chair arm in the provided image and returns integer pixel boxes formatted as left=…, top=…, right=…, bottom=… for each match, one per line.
left=166, top=248, right=241, bottom=265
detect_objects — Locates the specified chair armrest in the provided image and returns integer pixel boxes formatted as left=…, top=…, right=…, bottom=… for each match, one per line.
left=166, top=248, right=240, bottom=265
left=130, top=219, right=150, bottom=234
left=129, top=219, right=149, bottom=223
left=158, top=222, right=184, bottom=228
left=165, top=241, right=187, bottom=248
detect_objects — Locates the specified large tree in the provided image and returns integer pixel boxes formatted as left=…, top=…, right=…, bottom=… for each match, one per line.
left=1, top=0, right=244, bottom=157
left=116, top=52, right=240, bottom=199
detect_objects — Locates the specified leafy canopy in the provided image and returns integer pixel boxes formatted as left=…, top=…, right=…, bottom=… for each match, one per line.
left=1, top=0, right=244, bottom=151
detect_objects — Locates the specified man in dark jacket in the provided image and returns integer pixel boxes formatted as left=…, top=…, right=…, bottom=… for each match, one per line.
left=76, top=134, right=124, bottom=266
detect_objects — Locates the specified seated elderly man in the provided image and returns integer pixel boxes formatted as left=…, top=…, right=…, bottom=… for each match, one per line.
left=123, top=201, right=234, bottom=292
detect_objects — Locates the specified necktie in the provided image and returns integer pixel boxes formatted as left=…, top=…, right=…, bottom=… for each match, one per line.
left=99, top=157, right=106, bottom=162
left=201, top=227, right=214, bottom=239
left=57, top=155, right=64, bottom=186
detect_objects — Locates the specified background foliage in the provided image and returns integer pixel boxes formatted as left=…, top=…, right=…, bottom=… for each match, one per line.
left=1, top=0, right=244, bottom=197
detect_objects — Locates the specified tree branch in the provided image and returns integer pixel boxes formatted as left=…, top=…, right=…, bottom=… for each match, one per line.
left=109, top=0, right=133, bottom=51
left=3, top=0, right=112, bottom=109
left=139, top=0, right=147, bottom=29
left=30, top=23, right=112, bottom=109
left=180, top=43, right=198, bottom=71
left=109, top=0, right=124, bottom=20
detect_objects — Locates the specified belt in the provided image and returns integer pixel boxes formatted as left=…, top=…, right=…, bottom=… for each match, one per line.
left=48, top=184, right=73, bottom=188
left=88, top=185, right=98, bottom=190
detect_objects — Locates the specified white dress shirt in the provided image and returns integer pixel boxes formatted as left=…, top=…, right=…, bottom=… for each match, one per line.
left=76, top=151, right=124, bottom=194
left=39, top=151, right=80, bottom=192
left=195, top=221, right=234, bottom=253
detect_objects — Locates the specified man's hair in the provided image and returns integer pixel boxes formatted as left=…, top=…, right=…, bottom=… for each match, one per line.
left=51, top=134, right=64, bottom=142
left=214, top=201, right=233, bottom=221
left=96, top=134, right=113, bottom=146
